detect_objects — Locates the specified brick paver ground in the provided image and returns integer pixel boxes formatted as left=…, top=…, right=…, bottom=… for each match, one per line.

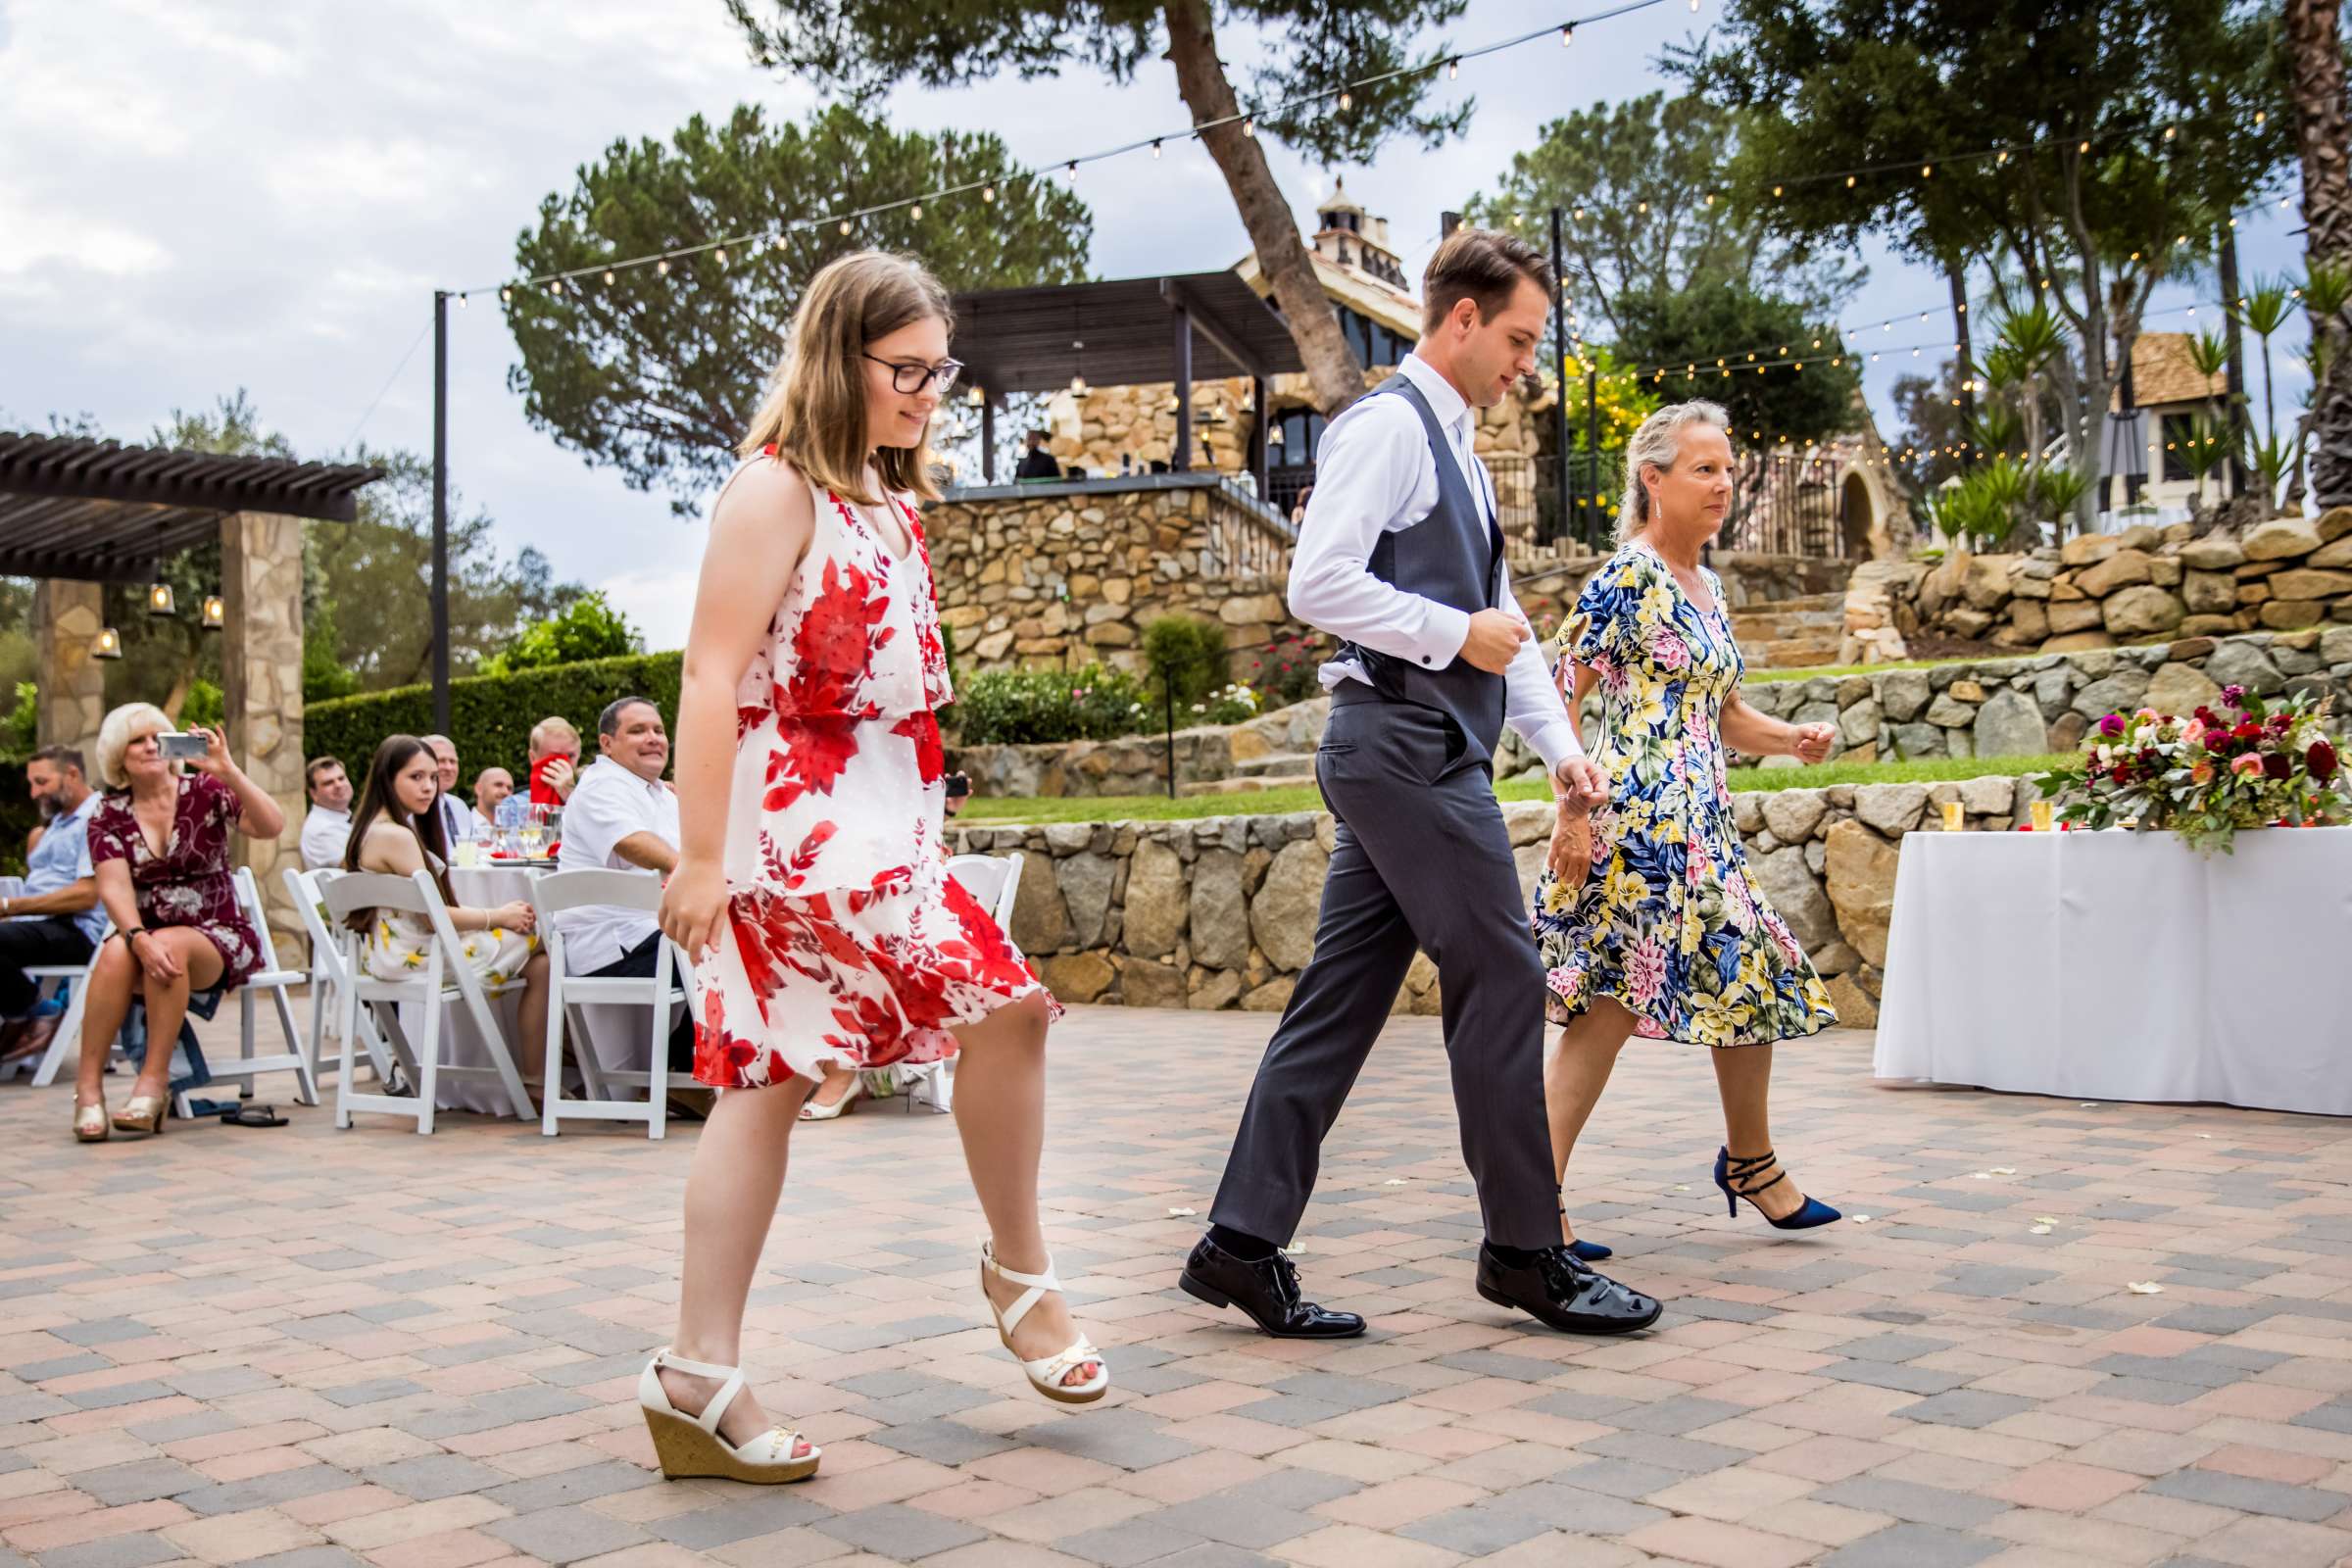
left=5, top=1005, right=2352, bottom=1567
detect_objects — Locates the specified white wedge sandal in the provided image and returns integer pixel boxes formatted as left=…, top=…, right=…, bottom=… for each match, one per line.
left=980, top=1241, right=1110, bottom=1405
left=638, top=1348, right=821, bottom=1483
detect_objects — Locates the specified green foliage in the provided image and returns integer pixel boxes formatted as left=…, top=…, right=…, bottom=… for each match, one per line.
left=2031, top=464, right=2092, bottom=523
left=507, top=103, right=1091, bottom=512
left=1932, top=458, right=2031, bottom=549
left=1466, top=92, right=1864, bottom=340
left=305, top=652, right=686, bottom=790
left=0, top=680, right=35, bottom=759
left=180, top=680, right=224, bottom=733
left=303, top=602, right=362, bottom=704
left=727, top=0, right=1471, bottom=170
left=946, top=664, right=1149, bottom=747
left=1140, top=616, right=1229, bottom=708
left=480, top=592, right=642, bottom=675
left=1890, top=363, right=1969, bottom=501
left=1611, top=282, right=1859, bottom=447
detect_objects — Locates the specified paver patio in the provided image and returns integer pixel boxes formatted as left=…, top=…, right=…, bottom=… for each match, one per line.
left=4, top=1004, right=2351, bottom=1567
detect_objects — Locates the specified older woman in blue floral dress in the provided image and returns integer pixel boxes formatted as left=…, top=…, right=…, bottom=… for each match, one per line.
left=1531, top=402, right=1843, bottom=1251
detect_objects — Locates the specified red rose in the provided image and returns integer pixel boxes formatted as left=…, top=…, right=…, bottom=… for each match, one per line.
left=2110, top=763, right=2132, bottom=785
left=2311, top=740, right=2339, bottom=781
left=2264, top=752, right=2291, bottom=781
left=2232, top=721, right=2263, bottom=743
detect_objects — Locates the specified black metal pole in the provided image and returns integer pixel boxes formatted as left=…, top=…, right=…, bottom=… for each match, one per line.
left=1548, top=208, right=1572, bottom=548
left=430, top=289, right=451, bottom=735
left=1171, top=305, right=1195, bottom=473
left=980, top=393, right=998, bottom=484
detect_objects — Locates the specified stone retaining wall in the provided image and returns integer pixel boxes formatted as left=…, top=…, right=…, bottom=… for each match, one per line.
left=927, top=479, right=1297, bottom=675
left=950, top=626, right=2352, bottom=793
left=949, top=771, right=2053, bottom=1030
left=1847, top=509, right=2352, bottom=662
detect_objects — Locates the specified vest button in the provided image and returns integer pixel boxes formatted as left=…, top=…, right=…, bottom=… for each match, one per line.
left=1420, top=656, right=1433, bottom=664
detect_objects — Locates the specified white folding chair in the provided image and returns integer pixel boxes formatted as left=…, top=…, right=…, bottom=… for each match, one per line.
left=318, top=869, right=535, bottom=1135
left=283, top=867, right=399, bottom=1091
left=529, top=868, right=687, bottom=1139
left=187, top=867, right=319, bottom=1117
left=910, top=852, right=1029, bottom=1114
left=16, top=934, right=106, bottom=1088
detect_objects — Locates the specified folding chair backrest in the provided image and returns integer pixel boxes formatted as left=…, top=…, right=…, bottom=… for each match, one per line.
left=947, top=852, right=1025, bottom=930
left=234, top=865, right=292, bottom=975
left=528, top=867, right=662, bottom=917
left=285, top=867, right=340, bottom=969
left=319, top=869, right=435, bottom=927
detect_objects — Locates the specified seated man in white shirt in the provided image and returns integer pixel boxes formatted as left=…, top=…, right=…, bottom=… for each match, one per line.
left=299, top=756, right=354, bottom=871
left=469, top=766, right=514, bottom=840
left=554, top=696, right=691, bottom=1071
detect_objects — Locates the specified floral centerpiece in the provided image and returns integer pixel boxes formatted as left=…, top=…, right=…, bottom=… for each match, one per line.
left=2028, top=684, right=2347, bottom=854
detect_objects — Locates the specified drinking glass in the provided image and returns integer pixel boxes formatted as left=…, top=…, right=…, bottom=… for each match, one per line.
left=1939, top=801, right=1964, bottom=832
left=2030, top=799, right=2054, bottom=832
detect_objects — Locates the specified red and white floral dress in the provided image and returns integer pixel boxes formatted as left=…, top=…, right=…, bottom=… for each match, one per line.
left=692, top=457, right=1057, bottom=1091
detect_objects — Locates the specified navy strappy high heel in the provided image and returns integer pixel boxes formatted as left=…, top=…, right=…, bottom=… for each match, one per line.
left=1558, top=1196, right=1612, bottom=1261
left=1714, top=1148, right=1840, bottom=1231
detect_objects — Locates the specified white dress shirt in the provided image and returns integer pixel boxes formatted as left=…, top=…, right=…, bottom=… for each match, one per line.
left=1286, top=353, right=1582, bottom=770
left=434, top=792, right=471, bottom=846
left=300, top=805, right=352, bottom=871
left=553, top=758, right=680, bottom=974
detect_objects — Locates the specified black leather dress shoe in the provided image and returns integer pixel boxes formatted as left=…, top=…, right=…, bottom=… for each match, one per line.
left=1475, top=1243, right=1662, bottom=1336
left=1179, top=1236, right=1366, bottom=1339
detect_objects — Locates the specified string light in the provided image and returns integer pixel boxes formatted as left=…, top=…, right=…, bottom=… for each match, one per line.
left=1845, top=174, right=1856, bottom=187
left=500, top=286, right=512, bottom=302
left=1243, top=116, right=1255, bottom=137
left=1921, top=164, right=1933, bottom=177
left=714, top=248, right=727, bottom=267
left=603, top=270, right=615, bottom=284
left=910, top=203, right=921, bottom=220
left=657, top=259, right=669, bottom=275
left=1448, top=59, right=1458, bottom=79
left=1560, top=24, right=1573, bottom=44
left=1064, top=160, right=1079, bottom=181
left=1151, top=139, right=1161, bottom=158
left=456, top=293, right=467, bottom=308
left=1338, top=90, right=1352, bottom=110
left=1772, top=184, right=1784, bottom=198
left=981, top=184, right=996, bottom=202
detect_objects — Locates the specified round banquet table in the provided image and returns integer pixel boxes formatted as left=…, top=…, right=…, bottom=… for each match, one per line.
left=402, top=862, right=684, bottom=1114
left=1873, top=824, right=2352, bottom=1115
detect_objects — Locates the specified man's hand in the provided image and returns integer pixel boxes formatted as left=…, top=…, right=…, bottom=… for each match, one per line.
left=1551, top=756, right=1608, bottom=811
left=1459, top=609, right=1529, bottom=673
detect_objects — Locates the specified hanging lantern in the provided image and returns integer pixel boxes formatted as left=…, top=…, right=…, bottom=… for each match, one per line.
left=146, top=582, right=175, bottom=617
left=202, top=595, right=226, bottom=630
left=93, top=627, right=123, bottom=661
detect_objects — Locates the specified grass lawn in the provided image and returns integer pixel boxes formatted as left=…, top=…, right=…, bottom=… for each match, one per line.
left=956, top=750, right=2070, bottom=824
left=1746, top=656, right=1985, bottom=684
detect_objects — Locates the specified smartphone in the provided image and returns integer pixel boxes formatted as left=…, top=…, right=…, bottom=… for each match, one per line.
left=158, top=732, right=209, bottom=761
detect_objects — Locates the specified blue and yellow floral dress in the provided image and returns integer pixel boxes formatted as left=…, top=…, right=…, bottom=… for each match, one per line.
left=1532, top=543, right=1837, bottom=1047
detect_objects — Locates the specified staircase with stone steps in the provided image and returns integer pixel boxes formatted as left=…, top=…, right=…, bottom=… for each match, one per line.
left=1729, top=591, right=1846, bottom=668
left=1181, top=751, right=1317, bottom=796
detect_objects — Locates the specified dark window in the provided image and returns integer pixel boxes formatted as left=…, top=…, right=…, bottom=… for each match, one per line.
left=2160, top=412, right=2196, bottom=483
left=1271, top=409, right=1328, bottom=463
left=1331, top=305, right=1414, bottom=368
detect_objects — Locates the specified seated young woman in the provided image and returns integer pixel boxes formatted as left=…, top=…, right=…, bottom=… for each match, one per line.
left=344, top=735, right=553, bottom=1080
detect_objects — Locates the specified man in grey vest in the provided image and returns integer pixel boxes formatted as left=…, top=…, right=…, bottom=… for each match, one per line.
left=1181, top=230, right=1662, bottom=1338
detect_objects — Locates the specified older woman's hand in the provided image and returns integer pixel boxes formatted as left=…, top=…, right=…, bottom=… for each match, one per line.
left=130, top=931, right=183, bottom=984
left=1791, top=722, right=1837, bottom=765
left=187, top=726, right=234, bottom=778
left=1547, top=807, right=1592, bottom=886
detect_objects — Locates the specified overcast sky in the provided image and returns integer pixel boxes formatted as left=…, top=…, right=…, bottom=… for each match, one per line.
left=1, top=0, right=2312, bottom=652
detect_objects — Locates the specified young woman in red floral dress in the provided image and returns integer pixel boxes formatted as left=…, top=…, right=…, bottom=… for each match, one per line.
left=642, top=252, right=1103, bottom=1485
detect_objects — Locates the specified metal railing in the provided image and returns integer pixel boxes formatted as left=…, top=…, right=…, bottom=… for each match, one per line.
left=1493, top=452, right=1857, bottom=564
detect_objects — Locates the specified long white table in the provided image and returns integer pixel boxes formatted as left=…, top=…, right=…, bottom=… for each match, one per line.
left=1872, top=822, right=2352, bottom=1114
left=1875, top=825, right=2352, bottom=1115
left=409, top=865, right=680, bottom=1114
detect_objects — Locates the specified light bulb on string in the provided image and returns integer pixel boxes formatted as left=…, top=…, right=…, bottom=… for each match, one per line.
left=1772, top=184, right=1783, bottom=198
left=910, top=204, right=921, bottom=220
left=2255, top=110, right=2266, bottom=124
left=1921, top=164, right=1932, bottom=177
left=1151, top=139, right=1162, bottom=158
left=2163, top=124, right=2176, bottom=140
left=500, top=286, right=512, bottom=303
left=982, top=184, right=996, bottom=202
left=1845, top=174, right=1856, bottom=188
left=1064, top=161, right=1078, bottom=182
left=657, top=259, right=669, bottom=275
left=1447, top=59, right=1458, bottom=79
left=715, top=248, right=728, bottom=267
left=840, top=220, right=852, bottom=235
left=1338, top=90, right=1351, bottom=110
left=1560, top=24, right=1573, bottom=44
left=1705, top=191, right=1716, bottom=206
left=1243, top=116, right=1255, bottom=138
left=604, top=270, right=615, bottom=284
left=2078, top=139, right=2089, bottom=153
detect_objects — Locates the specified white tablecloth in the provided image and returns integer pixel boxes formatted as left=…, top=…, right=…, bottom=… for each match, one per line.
left=1874, top=826, right=2352, bottom=1115
left=407, top=865, right=679, bottom=1113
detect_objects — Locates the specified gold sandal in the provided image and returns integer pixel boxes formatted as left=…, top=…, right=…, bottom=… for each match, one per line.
left=74, top=1100, right=109, bottom=1144
left=111, top=1094, right=168, bottom=1136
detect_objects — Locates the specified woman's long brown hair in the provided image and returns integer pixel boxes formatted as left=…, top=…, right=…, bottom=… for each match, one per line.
left=735, top=250, right=954, bottom=505
left=342, top=734, right=457, bottom=931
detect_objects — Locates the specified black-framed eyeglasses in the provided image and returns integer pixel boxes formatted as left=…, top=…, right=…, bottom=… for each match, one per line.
left=864, top=354, right=962, bottom=394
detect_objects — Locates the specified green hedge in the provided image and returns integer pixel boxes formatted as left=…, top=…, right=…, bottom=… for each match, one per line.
left=304, top=652, right=685, bottom=782
left=0, top=760, right=29, bottom=877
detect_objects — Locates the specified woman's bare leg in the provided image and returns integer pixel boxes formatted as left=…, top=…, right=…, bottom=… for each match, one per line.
left=1545, top=997, right=1639, bottom=1246
left=662, top=1076, right=817, bottom=1450
left=1711, top=1044, right=1807, bottom=1221
left=121, top=931, right=225, bottom=1102
left=950, top=994, right=1098, bottom=1389
left=74, top=942, right=139, bottom=1108
left=514, top=953, right=551, bottom=1085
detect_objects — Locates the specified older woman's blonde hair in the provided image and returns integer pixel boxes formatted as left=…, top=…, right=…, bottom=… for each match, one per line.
left=1616, top=400, right=1733, bottom=546
left=737, top=250, right=953, bottom=506
left=95, top=702, right=173, bottom=791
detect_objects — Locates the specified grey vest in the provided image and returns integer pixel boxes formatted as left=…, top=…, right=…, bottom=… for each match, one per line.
left=1333, top=375, right=1509, bottom=764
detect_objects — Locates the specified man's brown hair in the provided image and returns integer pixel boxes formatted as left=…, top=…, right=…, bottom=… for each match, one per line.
left=1420, top=229, right=1556, bottom=335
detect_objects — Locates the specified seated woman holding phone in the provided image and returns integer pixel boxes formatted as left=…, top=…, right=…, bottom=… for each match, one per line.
left=73, top=704, right=287, bottom=1143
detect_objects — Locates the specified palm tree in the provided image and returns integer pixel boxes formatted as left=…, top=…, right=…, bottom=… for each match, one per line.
left=2285, top=261, right=2351, bottom=511
left=2230, top=277, right=2295, bottom=446
left=1996, top=304, right=2067, bottom=468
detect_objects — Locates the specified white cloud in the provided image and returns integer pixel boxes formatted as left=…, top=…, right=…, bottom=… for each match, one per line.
left=599, top=561, right=702, bottom=656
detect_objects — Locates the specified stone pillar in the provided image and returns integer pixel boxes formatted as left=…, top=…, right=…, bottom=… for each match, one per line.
left=32, top=579, right=109, bottom=756
left=220, top=511, right=306, bottom=962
